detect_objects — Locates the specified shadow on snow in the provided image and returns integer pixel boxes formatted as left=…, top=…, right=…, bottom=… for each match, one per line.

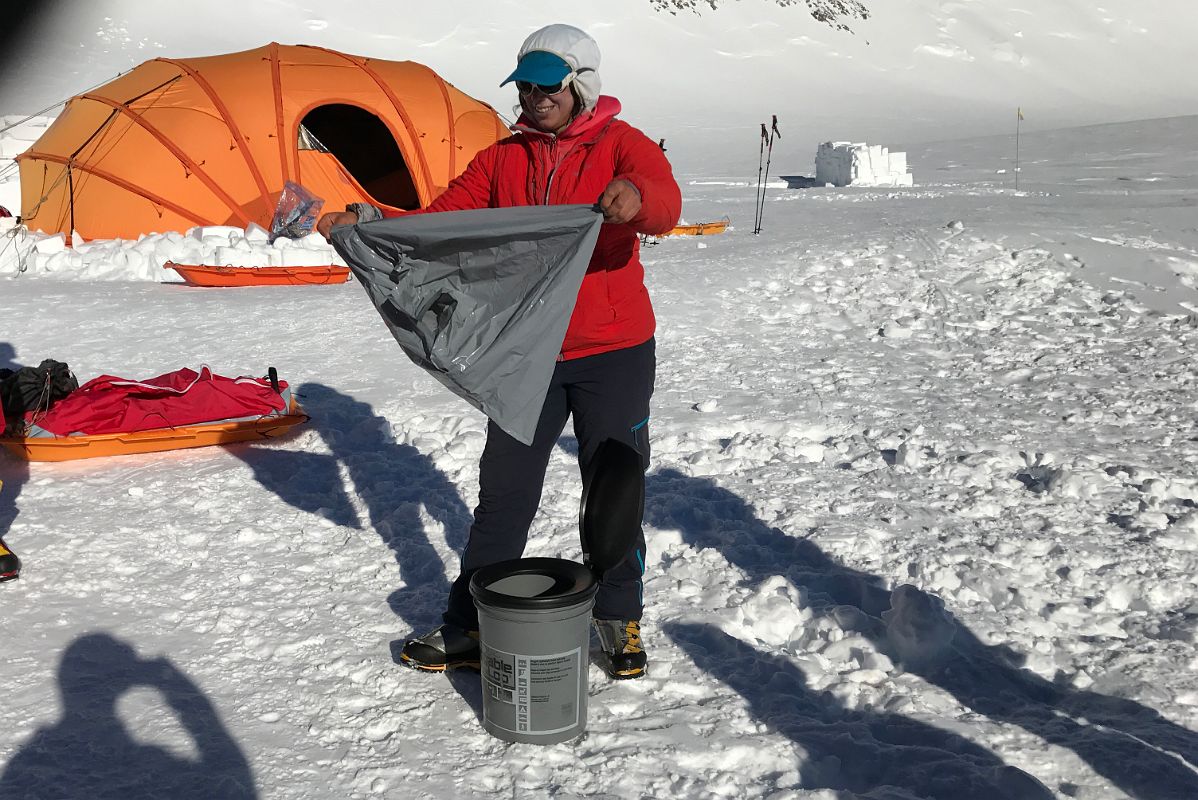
left=227, top=383, right=474, bottom=676
left=668, top=621, right=1052, bottom=799
left=0, top=632, right=257, bottom=799
left=647, top=467, right=1198, bottom=799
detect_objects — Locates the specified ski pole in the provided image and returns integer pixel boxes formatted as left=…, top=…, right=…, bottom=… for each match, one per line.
left=756, top=116, right=781, bottom=235
left=753, top=122, right=767, bottom=235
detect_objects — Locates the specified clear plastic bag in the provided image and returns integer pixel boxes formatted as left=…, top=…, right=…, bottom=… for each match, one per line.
left=269, top=181, right=325, bottom=242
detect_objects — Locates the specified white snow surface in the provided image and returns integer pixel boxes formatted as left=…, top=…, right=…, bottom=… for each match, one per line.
left=3, top=2, right=1198, bottom=797
left=3, top=114, right=1198, bottom=799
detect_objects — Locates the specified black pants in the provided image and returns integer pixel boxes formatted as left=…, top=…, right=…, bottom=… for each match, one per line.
left=444, top=338, right=655, bottom=629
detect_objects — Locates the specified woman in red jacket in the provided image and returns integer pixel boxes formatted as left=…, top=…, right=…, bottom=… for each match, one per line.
left=319, top=23, right=681, bottom=679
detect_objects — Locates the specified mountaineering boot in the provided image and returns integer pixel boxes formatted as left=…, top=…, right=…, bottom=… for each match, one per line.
left=0, top=538, right=20, bottom=582
left=399, top=624, right=480, bottom=672
left=593, top=619, right=647, bottom=680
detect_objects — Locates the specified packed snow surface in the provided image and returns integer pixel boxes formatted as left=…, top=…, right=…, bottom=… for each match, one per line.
left=2, top=114, right=1197, bottom=799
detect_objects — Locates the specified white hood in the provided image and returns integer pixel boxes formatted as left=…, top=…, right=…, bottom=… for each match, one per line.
left=515, top=24, right=602, bottom=111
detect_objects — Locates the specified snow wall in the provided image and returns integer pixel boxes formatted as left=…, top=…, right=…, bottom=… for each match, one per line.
left=815, top=142, right=913, bottom=187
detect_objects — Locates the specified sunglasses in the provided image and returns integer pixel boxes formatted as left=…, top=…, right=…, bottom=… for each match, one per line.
left=516, top=73, right=575, bottom=97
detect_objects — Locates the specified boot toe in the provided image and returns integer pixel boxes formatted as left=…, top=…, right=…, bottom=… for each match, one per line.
left=605, top=650, right=647, bottom=680
left=0, top=551, right=19, bottom=582
left=399, top=625, right=480, bottom=672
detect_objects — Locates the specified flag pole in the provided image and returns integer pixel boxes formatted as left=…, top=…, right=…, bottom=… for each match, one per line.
left=1015, top=107, right=1022, bottom=192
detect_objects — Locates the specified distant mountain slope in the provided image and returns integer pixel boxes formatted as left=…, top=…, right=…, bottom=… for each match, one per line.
left=2, top=0, right=1195, bottom=174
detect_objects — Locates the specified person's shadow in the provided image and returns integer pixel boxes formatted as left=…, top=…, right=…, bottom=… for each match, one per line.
left=0, top=342, right=18, bottom=372
left=646, top=468, right=1198, bottom=799
left=0, top=633, right=257, bottom=799
left=667, top=621, right=1053, bottom=799
left=228, top=383, right=474, bottom=658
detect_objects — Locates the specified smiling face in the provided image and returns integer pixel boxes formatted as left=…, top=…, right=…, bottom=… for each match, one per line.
left=520, top=85, right=578, bottom=135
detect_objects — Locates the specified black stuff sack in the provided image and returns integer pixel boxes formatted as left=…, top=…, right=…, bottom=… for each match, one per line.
left=0, top=360, right=79, bottom=435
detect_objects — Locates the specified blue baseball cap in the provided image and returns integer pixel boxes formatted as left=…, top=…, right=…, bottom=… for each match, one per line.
left=500, top=50, right=572, bottom=87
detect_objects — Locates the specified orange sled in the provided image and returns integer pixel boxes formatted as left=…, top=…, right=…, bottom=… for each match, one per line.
left=663, top=219, right=729, bottom=237
left=164, top=262, right=350, bottom=287
left=0, top=407, right=307, bottom=462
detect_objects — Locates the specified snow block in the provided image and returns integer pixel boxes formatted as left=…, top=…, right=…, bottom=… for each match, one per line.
left=280, top=248, right=329, bottom=267
left=244, top=222, right=271, bottom=244
left=189, top=225, right=244, bottom=242
left=34, top=233, right=67, bottom=255
left=815, top=142, right=914, bottom=187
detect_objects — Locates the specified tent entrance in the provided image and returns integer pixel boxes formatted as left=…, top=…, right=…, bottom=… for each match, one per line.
left=300, top=104, right=420, bottom=210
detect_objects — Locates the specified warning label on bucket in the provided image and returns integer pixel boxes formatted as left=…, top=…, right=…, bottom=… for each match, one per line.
left=482, top=646, right=581, bottom=735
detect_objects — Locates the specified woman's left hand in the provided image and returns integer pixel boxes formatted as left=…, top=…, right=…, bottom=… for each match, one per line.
left=598, top=179, right=641, bottom=224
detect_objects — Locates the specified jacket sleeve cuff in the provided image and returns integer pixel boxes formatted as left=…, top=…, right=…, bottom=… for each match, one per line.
left=618, top=173, right=680, bottom=235
left=346, top=203, right=383, bottom=223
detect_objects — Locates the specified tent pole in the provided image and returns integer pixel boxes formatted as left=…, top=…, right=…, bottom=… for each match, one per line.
left=67, top=163, right=75, bottom=246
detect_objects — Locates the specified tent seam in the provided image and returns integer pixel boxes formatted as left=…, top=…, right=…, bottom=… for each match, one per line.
left=422, top=64, right=458, bottom=179
left=78, top=93, right=252, bottom=226
left=21, top=151, right=216, bottom=228
left=153, top=56, right=273, bottom=213
left=268, top=43, right=291, bottom=185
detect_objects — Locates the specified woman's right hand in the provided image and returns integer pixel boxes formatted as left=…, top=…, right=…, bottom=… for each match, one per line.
left=316, top=210, right=359, bottom=240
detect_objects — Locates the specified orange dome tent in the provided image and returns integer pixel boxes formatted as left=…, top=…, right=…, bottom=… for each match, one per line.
left=16, top=43, right=509, bottom=241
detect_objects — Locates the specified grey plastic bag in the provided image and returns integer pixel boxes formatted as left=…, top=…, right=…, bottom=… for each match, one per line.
left=331, top=204, right=604, bottom=445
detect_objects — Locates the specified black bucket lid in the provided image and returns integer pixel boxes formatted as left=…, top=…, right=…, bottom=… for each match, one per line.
left=579, top=438, right=645, bottom=577
left=470, top=557, right=598, bottom=610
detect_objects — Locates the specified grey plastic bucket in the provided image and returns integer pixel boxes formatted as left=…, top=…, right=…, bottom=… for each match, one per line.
left=470, top=557, right=598, bottom=745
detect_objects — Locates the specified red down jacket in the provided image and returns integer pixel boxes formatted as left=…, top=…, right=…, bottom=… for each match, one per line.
left=385, top=96, right=682, bottom=361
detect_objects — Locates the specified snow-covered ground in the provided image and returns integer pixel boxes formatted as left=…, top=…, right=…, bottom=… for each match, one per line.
left=2, top=112, right=1197, bottom=798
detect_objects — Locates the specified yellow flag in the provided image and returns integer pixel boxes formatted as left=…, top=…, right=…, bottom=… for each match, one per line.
left=1018, top=107, right=1024, bottom=121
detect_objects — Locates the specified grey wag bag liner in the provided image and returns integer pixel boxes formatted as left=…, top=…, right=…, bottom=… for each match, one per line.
left=331, top=205, right=604, bottom=445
